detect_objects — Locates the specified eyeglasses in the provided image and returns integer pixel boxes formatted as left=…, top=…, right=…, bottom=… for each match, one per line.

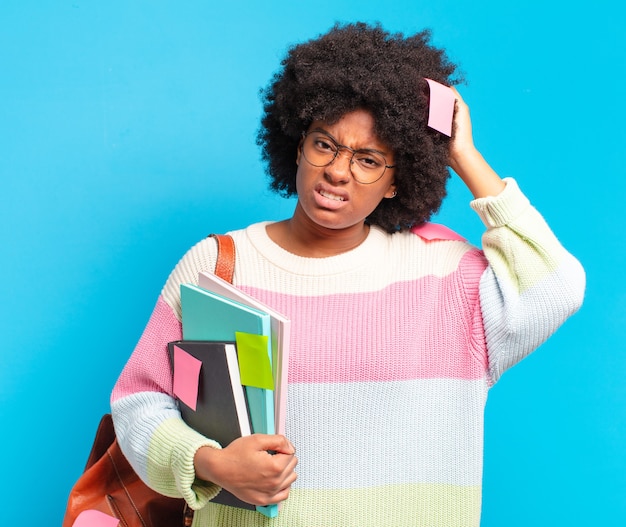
left=300, top=129, right=395, bottom=184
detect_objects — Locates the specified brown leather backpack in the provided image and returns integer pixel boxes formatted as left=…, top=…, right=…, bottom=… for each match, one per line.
left=62, top=234, right=235, bottom=527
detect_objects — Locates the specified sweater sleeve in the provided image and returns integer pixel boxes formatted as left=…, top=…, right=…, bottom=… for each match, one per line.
left=471, top=178, right=585, bottom=382
left=110, top=236, right=224, bottom=509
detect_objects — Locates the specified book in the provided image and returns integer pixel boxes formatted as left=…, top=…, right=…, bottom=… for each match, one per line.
left=167, top=340, right=255, bottom=511
left=198, top=270, right=291, bottom=436
left=167, top=340, right=251, bottom=445
left=181, top=283, right=275, bottom=436
left=180, top=283, right=278, bottom=517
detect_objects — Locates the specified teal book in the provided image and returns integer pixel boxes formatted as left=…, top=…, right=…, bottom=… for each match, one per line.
left=198, top=270, right=290, bottom=437
left=181, top=283, right=275, bottom=435
left=180, top=283, right=278, bottom=518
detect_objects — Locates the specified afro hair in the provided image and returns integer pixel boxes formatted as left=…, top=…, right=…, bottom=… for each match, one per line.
left=257, top=22, right=461, bottom=232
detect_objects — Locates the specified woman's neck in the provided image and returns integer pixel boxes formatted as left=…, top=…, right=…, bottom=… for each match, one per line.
left=266, top=209, right=370, bottom=258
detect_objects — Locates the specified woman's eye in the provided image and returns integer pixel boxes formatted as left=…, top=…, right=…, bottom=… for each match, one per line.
left=314, top=139, right=335, bottom=152
left=356, top=153, right=382, bottom=169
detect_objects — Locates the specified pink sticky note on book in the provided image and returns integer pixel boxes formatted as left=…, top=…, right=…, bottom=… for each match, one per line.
left=173, top=345, right=202, bottom=411
left=425, top=79, right=455, bottom=136
left=72, top=510, right=120, bottom=527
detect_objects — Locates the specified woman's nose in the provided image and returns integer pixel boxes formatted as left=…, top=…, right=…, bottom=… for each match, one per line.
left=324, top=149, right=352, bottom=183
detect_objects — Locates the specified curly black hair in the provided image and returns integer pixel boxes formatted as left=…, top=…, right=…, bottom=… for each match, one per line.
left=257, top=22, right=461, bottom=233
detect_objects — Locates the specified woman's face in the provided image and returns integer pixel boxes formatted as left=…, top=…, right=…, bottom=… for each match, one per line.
left=294, top=109, right=397, bottom=233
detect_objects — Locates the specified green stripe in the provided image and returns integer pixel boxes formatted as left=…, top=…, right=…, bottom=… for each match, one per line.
left=147, top=417, right=221, bottom=506
left=196, top=483, right=482, bottom=527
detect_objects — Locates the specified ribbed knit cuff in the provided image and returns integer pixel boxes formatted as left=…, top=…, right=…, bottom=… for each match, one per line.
left=470, top=178, right=530, bottom=228
left=150, top=417, right=223, bottom=509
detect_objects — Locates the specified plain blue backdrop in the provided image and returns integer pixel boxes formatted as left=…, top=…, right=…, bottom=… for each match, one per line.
left=1, top=1, right=624, bottom=525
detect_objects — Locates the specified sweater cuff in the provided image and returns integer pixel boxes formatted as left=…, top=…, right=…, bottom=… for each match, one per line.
left=470, top=178, right=530, bottom=228
left=150, top=417, right=223, bottom=509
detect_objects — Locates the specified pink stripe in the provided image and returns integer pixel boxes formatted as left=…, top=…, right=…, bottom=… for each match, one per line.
left=245, top=251, right=489, bottom=384
left=111, top=296, right=182, bottom=402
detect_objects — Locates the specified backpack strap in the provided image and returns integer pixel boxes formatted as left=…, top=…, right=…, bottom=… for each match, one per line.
left=209, top=234, right=236, bottom=284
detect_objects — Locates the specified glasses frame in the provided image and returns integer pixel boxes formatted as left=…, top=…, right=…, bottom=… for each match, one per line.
left=300, top=129, right=396, bottom=185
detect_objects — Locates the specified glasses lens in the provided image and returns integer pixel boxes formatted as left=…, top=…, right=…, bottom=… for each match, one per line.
left=350, top=151, right=387, bottom=184
left=302, top=132, right=337, bottom=167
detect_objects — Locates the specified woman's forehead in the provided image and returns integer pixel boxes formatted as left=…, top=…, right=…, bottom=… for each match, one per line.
left=308, top=109, right=390, bottom=150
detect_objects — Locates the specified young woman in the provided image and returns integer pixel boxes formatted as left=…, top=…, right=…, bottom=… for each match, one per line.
left=111, top=22, right=585, bottom=526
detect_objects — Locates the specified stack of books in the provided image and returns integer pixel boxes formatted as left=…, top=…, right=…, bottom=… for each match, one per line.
left=167, top=272, right=290, bottom=518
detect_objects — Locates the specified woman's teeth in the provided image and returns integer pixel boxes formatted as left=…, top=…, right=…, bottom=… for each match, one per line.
left=319, top=190, right=345, bottom=201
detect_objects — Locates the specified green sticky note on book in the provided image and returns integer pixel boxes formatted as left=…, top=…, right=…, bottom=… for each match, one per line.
left=235, top=332, right=274, bottom=390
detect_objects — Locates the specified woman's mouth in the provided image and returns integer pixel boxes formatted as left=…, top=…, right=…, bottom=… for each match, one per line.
left=319, top=189, right=345, bottom=202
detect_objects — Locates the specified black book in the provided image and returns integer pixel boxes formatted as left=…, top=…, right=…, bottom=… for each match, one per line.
left=167, top=340, right=255, bottom=510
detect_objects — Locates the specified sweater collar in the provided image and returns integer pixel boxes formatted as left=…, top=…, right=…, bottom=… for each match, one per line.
left=245, top=221, right=388, bottom=277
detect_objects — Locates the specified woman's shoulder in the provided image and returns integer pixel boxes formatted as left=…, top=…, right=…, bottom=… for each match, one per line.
left=379, top=223, right=485, bottom=280
left=409, top=222, right=467, bottom=243
left=178, top=224, right=260, bottom=271
left=382, top=222, right=476, bottom=253
left=160, top=224, right=258, bottom=305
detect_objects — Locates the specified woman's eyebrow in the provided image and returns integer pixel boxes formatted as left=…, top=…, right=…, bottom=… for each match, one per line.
left=309, top=128, right=389, bottom=155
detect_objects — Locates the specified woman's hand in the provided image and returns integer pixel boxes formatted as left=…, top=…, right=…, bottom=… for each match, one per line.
left=194, top=434, right=298, bottom=505
left=448, top=87, right=506, bottom=199
left=448, top=87, right=476, bottom=169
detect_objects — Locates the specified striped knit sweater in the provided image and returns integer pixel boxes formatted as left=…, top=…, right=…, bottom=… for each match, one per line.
left=111, top=178, right=585, bottom=526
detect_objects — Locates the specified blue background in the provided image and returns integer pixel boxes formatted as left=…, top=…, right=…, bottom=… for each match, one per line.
left=1, top=1, right=624, bottom=525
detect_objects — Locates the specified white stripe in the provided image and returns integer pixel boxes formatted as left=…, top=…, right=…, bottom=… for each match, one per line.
left=481, top=253, right=586, bottom=382
left=286, top=378, right=488, bottom=489
left=237, top=223, right=474, bottom=296
left=111, top=391, right=181, bottom=481
left=162, top=225, right=475, bottom=307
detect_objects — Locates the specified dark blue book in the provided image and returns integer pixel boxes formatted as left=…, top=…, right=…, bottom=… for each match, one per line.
left=167, top=340, right=255, bottom=512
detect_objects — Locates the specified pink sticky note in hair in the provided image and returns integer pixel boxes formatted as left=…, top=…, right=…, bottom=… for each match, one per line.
left=173, top=345, right=202, bottom=411
left=425, top=79, right=455, bottom=136
left=72, top=510, right=120, bottom=527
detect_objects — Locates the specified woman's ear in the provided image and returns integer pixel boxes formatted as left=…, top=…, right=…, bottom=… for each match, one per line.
left=384, top=182, right=397, bottom=199
left=296, top=137, right=303, bottom=165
